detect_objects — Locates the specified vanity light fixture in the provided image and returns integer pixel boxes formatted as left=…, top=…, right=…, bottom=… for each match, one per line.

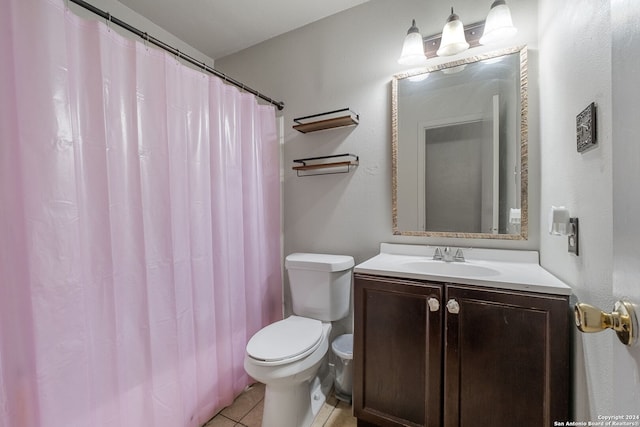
left=479, top=0, right=518, bottom=45
left=398, top=19, right=428, bottom=66
left=398, top=1, right=518, bottom=65
left=436, top=8, right=469, bottom=56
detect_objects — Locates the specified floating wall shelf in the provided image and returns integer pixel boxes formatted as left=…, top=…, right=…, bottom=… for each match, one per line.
left=293, top=108, right=359, bottom=133
left=292, top=153, right=359, bottom=177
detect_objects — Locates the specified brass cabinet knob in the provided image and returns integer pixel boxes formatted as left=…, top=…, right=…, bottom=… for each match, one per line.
left=574, top=300, right=638, bottom=346
left=427, top=297, right=440, bottom=312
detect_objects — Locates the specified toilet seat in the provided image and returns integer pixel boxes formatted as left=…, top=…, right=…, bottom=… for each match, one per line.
left=246, top=316, right=324, bottom=366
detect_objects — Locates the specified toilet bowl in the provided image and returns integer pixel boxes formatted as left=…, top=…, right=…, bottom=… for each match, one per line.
left=243, top=253, right=354, bottom=427
left=244, top=317, right=332, bottom=427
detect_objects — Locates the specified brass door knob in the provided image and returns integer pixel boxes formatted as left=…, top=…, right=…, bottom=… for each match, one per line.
left=574, top=300, right=638, bottom=346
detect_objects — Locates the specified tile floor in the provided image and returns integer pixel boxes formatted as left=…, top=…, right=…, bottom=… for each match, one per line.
left=202, top=383, right=356, bottom=427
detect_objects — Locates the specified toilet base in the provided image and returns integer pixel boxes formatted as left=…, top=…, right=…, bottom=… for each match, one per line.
left=261, top=360, right=333, bottom=427
left=262, top=377, right=324, bottom=427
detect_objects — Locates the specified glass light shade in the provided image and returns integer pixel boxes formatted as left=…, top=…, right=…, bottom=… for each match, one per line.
left=398, top=20, right=427, bottom=66
left=436, top=10, right=469, bottom=57
left=479, top=0, right=517, bottom=45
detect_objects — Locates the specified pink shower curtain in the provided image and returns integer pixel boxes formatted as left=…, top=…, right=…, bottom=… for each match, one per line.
left=0, top=0, right=282, bottom=426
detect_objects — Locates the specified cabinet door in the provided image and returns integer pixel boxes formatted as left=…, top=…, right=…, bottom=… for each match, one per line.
left=354, top=274, right=443, bottom=427
left=444, top=285, right=570, bottom=427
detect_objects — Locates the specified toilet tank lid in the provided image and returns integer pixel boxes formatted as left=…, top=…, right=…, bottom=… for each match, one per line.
left=285, top=253, right=354, bottom=272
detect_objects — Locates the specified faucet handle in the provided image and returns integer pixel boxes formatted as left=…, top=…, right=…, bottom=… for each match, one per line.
left=433, top=247, right=443, bottom=261
left=454, top=248, right=465, bottom=262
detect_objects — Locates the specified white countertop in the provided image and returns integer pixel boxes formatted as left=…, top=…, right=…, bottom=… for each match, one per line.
left=354, top=243, right=572, bottom=296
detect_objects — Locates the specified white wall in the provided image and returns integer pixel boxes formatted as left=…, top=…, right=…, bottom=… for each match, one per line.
left=217, top=0, right=539, bottom=257
left=538, top=0, right=613, bottom=419
left=217, top=0, right=539, bottom=334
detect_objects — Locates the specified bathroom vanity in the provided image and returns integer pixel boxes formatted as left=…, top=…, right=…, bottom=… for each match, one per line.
left=352, top=244, right=571, bottom=427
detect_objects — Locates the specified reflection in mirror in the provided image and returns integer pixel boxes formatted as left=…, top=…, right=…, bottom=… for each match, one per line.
left=392, top=45, right=528, bottom=239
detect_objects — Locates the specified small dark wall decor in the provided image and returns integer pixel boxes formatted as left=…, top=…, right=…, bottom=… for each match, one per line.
left=576, top=102, right=597, bottom=153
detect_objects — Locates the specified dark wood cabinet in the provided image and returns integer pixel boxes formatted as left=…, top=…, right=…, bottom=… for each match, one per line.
left=353, top=274, right=570, bottom=427
left=353, top=274, right=443, bottom=427
left=444, top=284, right=570, bottom=427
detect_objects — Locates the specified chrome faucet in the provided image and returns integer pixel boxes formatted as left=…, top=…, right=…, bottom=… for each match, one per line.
left=433, top=247, right=465, bottom=262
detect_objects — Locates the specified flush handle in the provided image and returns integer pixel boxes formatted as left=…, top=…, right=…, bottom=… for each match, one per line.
left=574, top=300, right=638, bottom=346
left=427, top=297, right=440, bottom=312
left=446, top=299, right=460, bottom=314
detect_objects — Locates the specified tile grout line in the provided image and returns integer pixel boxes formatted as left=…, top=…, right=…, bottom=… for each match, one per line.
left=207, top=385, right=358, bottom=427
left=321, top=406, right=334, bottom=427
left=236, top=397, right=264, bottom=424
left=319, top=397, right=341, bottom=427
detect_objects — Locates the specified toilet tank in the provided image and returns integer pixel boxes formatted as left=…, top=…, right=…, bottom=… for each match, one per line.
left=285, top=253, right=354, bottom=321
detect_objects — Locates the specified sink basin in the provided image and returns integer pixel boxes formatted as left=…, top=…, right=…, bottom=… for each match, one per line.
left=401, top=260, right=500, bottom=277
left=354, top=244, right=574, bottom=295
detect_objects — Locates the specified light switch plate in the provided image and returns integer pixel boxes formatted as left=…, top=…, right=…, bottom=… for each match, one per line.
left=568, top=218, right=579, bottom=256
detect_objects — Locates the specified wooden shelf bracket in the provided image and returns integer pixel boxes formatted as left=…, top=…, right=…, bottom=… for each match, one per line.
left=292, top=153, right=359, bottom=177
left=293, top=108, right=359, bottom=133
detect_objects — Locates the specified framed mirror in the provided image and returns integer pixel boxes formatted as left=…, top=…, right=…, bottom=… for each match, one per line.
left=392, top=45, right=528, bottom=239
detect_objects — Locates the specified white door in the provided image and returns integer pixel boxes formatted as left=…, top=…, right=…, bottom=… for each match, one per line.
left=611, top=0, right=640, bottom=412
left=416, top=115, right=484, bottom=233
left=481, top=94, right=500, bottom=234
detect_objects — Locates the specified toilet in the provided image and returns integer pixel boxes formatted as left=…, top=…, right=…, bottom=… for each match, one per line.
left=244, top=253, right=354, bottom=427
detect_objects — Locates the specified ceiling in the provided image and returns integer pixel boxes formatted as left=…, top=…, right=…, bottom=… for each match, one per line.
left=117, top=0, right=371, bottom=60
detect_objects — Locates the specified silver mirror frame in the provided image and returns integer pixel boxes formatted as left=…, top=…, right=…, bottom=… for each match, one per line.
left=392, top=45, right=528, bottom=239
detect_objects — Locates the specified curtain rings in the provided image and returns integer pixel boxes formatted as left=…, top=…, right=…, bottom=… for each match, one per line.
left=143, top=32, right=150, bottom=50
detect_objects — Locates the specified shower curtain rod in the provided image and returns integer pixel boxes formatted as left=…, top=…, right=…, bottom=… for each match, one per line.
left=67, top=0, right=285, bottom=111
